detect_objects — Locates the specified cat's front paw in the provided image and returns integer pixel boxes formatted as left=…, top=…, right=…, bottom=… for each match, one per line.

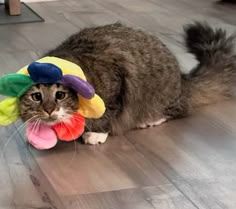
left=83, top=132, right=108, bottom=145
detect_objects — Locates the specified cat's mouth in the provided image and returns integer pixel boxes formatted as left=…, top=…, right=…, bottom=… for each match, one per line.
left=40, top=116, right=60, bottom=126
left=23, top=110, right=74, bottom=126
left=40, top=113, right=73, bottom=126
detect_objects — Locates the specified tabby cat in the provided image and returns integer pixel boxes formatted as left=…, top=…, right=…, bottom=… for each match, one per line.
left=19, top=22, right=236, bottom=145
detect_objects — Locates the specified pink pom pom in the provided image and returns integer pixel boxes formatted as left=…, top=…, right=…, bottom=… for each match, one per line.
left=26, top=122, right=57, bottom=149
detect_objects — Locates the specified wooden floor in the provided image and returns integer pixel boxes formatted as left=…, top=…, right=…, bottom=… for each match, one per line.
left=0, top=0, right=236, bottom=208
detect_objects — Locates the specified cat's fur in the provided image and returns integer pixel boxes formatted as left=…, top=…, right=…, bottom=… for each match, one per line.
left=20, top=84, right=78, bottom=124
left=19, top=22, right=236, bottom=143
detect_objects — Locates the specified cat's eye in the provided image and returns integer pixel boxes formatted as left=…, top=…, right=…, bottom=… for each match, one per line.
left=55, top=91, right=66, bottom=100
left=31, top=93, right=42, bottom=101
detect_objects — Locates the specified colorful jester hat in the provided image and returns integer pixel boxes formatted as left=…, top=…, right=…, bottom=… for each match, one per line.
left=0, top=57, right=105, bottom=150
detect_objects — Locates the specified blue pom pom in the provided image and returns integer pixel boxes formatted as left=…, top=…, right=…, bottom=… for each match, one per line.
left=27, top=62, right=63, bottom=83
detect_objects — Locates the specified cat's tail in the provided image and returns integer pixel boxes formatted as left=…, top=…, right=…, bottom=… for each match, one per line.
left=182, top=21, right=236, bottom=108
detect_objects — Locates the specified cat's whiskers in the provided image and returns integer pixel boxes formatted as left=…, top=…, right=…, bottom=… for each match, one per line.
left=0, top=116, right=38, bottom=160
left=27, top=118, right=42, bottom=151
left=27, top=118, right=40, bottom=151
left=28, top=118, right=40, bottom=140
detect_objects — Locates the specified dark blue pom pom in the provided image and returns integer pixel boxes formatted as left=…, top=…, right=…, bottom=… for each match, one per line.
left=27, top=62, right=63, bottom=83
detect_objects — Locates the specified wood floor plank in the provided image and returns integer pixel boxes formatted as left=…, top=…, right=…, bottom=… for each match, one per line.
left=0, top=124, right=65, bottom=209
left=63, top=184, right=199, bottom=209
left=63, top=10, right=121, bottom=28
left=126, top=102, right=236, bottom=180
left=0, top=125, right=49, bottom=209
left=0, top=159, right=15, bottom=209
left=0, top=51, right=39, bottom=76
left=174, top=179, right=236, bottom=209
left=0, top=26, right=34, bottom=53
left=125, top=101, right=236, bottom=209
left=30, top=136, right=170, bottom=196
left=13, top=21, right=78, bottom=54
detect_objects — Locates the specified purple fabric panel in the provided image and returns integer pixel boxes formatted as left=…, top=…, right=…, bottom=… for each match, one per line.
left=61, top=75, right=95, bottom=99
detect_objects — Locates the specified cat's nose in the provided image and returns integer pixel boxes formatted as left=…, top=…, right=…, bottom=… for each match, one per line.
left=43, top=103, right=56, bottom=116
left=44, top=108, right=55, bottom=115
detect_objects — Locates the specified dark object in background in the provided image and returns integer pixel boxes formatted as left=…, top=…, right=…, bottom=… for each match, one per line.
left=5, top=0, right=21, bottom=15
left=220, top=0, right=236, bottom=3
left=0, top=2, right=44, bottom=25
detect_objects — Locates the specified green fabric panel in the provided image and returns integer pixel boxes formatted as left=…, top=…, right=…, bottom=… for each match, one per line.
left=0, top=74, right=34, bottom=97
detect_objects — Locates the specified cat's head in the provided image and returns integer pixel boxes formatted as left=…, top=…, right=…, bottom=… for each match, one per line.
left=19, top=83, right=79, bottom=125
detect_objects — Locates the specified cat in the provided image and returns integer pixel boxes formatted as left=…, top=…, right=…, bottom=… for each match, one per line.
left=19, top=22, right=236, bottom=145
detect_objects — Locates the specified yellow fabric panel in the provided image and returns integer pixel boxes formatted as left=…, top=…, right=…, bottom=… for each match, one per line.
left=17, top=56, right=86, bottom=80
left=0, top=97, right=19, bottom=125
left=78, top=94, right=106, bottom=118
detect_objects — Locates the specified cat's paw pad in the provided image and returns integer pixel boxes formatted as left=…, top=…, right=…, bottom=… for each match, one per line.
left=137, top=118, right=167, bottom=129
left=83, top=132, right=108, bottom=145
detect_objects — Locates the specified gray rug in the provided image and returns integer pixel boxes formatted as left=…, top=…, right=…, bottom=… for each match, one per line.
left=0, top=2, right=44, bottom=25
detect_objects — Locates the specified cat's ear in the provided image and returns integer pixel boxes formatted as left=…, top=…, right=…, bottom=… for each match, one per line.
left=0, top=97, right=19, bottom=126
left=61, top=75, right=95, bottom=99
left=78, top=94, right=106, bottom=118
left=0, top=74, right=34, bottom=97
